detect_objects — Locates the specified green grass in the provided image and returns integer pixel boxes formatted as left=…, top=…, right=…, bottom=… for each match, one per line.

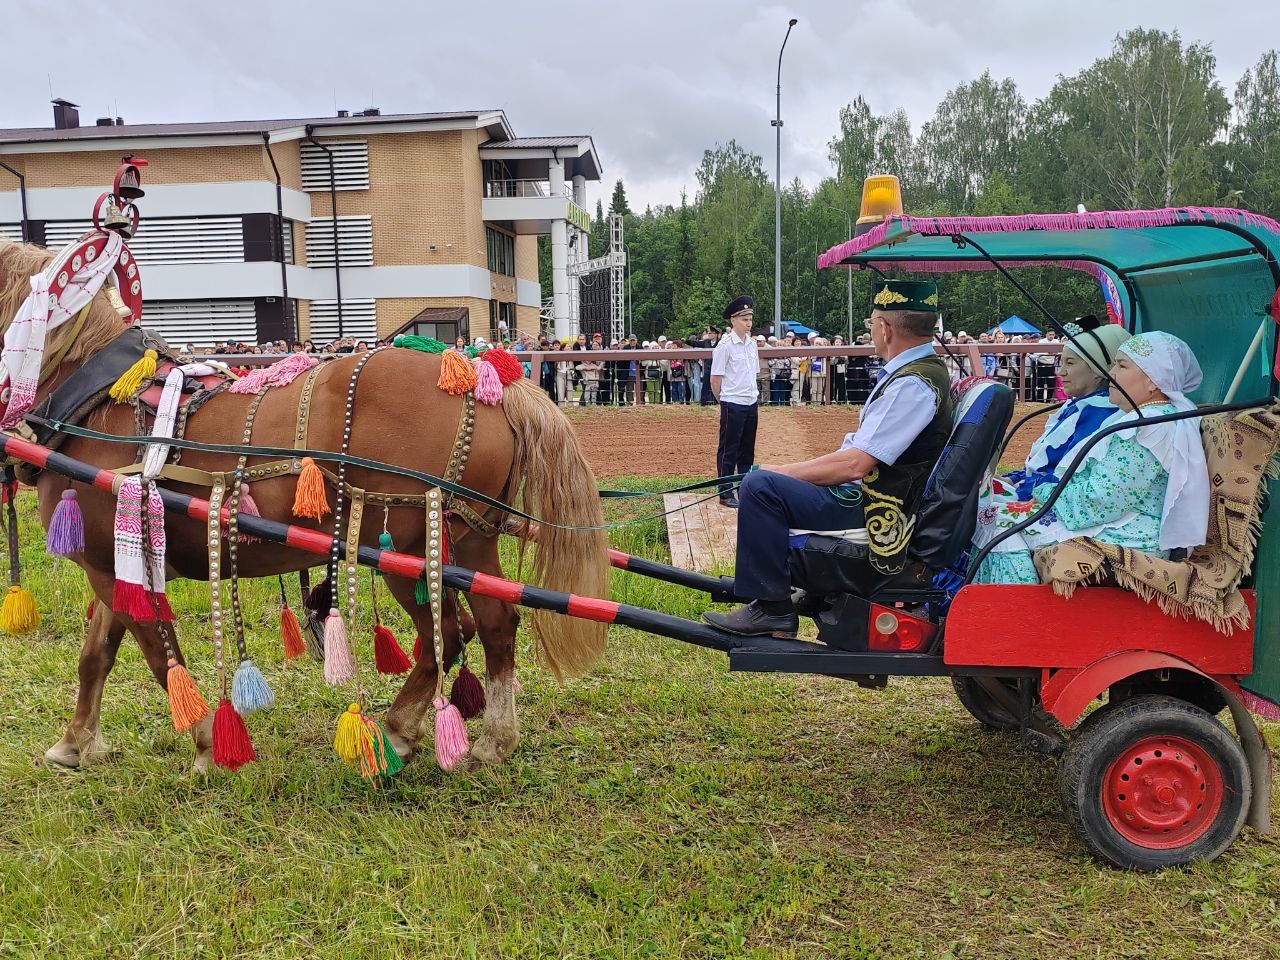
left=0, top=485, right=1277, bottom=959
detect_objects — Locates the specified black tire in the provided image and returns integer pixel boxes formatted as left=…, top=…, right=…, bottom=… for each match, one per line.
left=1059, top=695, right=1251, bottom=871
left=952, top=676, right=1021, bottom=732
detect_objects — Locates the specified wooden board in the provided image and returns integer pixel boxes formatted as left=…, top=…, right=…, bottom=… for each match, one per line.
left=662, top=492, right=738, bottom=574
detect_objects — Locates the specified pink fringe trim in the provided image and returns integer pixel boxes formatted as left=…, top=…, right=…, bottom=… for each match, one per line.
left=1240, top=688, right=1280, bottom=722
left=817, top=206, right=1280, bottom=270
left=228, top=353, right=318, bottom=394
left=474, top=359, right=504, bottom=405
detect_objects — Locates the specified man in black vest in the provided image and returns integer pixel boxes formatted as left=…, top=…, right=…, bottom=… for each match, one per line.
left=703, top=280, right=952, bottom=637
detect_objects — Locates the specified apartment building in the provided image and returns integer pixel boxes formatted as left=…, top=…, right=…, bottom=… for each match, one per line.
left=0, top=100, right=600, bottom=346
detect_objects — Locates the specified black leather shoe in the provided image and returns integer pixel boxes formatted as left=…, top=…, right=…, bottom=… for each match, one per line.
left=702, top=601, right=798, bottom=638
left=719, top=494, right=739, bottom=508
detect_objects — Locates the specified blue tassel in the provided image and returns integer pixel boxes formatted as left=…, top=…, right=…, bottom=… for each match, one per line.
left=231, top=659, right=275, bottom=714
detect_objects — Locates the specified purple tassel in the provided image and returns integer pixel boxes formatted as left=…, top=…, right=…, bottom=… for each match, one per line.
left=47, top=489, right=85, bottom=556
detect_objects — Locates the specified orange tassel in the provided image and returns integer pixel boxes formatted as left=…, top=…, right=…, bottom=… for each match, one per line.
left=280, top=604, right=306, bottom=660
left=437, top=349, right=478, bottom=395
left=165, top=658, right=209, bottom=732
left=292, top=457, right=329, bottom=520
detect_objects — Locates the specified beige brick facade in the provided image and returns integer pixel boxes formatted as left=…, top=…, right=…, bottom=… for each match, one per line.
left=17, top=145, right=276, bottom=187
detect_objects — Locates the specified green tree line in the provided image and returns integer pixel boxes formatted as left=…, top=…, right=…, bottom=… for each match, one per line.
left=545, top=29, right=1280, bottom=342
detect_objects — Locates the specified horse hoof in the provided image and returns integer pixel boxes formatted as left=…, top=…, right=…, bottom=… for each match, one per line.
left=191, top=753, right=213, bottom=776
left=44, top=740, right=81, bottom=769
left=467, top=734, right=510, bottom=766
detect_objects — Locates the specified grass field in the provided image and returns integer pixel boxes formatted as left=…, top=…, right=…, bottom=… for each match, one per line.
left=0, top=482, right=1277, bottom=959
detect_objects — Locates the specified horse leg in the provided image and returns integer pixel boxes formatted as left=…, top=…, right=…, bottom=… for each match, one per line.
left=44, top=598, right=125, bottom=768
left=457, top=536, right=521, bottom=767
left=380, top=575, right=462, bottom=764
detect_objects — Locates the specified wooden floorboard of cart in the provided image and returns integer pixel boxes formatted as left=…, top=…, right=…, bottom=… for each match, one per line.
left=662, top=492, right=737, bottom=574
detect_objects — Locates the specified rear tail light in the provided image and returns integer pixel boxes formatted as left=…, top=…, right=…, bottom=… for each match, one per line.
left=868, top=604, right=935, bottom=651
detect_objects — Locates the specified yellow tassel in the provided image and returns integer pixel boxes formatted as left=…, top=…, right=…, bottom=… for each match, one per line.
left=109, top=349, right=158, bottom=403
left=292, top=457, right=330, bottom=520
left=334, top=703, right=374, bottom=763
left=437, top=349, right=478, bottom=395
left=0, top=586, right=39, bottom=635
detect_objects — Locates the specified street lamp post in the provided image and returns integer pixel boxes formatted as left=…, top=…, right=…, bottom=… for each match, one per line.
left=772, top=17, right=797, bottom=341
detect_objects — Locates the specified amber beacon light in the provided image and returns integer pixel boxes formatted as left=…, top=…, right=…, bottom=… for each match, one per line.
left=854, top=174, right=903, bottom=236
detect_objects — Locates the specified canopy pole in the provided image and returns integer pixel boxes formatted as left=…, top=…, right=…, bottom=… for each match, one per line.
left=1225, top=317, right=1269, bottom=404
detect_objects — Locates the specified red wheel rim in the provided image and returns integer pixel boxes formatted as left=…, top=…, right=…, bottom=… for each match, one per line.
left=1102, top=735, right=1223, bottom=849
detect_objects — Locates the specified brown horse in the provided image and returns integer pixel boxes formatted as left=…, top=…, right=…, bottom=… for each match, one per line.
left=0, top=241, right=608, bottom=773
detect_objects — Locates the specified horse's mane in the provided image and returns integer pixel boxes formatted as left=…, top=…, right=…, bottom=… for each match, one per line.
left=0, top=240, right=134, bottom=365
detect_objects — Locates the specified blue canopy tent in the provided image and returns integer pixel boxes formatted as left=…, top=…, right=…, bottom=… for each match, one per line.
left=782, top=320, right=817, bottom=337
left=987, top=315, right=1040, bottom=336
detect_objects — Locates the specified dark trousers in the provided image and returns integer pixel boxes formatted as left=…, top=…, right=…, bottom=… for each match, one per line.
left=734, top=471, right=865, bottom=601
left=717, top=401, right=758, bottom=496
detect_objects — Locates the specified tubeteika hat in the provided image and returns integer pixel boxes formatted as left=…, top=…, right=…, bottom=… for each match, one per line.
left=870, top=279, right=939, bottom=313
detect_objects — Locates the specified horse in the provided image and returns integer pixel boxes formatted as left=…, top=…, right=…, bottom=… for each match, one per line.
left=0, top=240, right=609, bottom=773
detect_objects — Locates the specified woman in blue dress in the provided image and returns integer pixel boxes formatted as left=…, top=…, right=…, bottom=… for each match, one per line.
left=973, top=331, right=1210, bottom=584
left=999, top=315, right=1130, bottom=499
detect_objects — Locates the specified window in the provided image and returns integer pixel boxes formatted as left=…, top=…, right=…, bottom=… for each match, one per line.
left=44, top=217, right=245, bottom=265
left=307, top=298, right=377, bottom=343
left=300, top=140, right=370, bottom=192
left=488, top=300, right=515, bottom=337
left=486, top=227, right=515, bottom=276
left=305, top=216, right=373, bottom=267
left=140, top=300, right=257, bottom=345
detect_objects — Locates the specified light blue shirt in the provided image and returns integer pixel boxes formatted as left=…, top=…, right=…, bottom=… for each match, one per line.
left=838, top=342, right=942, bottom=465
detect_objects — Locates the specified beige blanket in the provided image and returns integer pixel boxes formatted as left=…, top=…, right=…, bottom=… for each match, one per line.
left=1033, top=406, right=1280, bottom=634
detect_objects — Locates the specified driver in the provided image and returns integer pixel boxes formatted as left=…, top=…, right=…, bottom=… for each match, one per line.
left=703, top=280, right=953, bottom=637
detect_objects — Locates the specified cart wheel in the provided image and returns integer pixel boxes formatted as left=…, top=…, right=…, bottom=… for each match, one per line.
left=952, top=676, right=1020, bottom=732
left=1059, top=695, right=1250, bottom=871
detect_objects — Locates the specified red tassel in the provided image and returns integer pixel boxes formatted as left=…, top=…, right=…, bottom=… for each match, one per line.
left=85, top=598, right=97, bottom=621
left=373, top=624, right=412, bottom=675
left=412, top=634, right=424, bottom=663
left=212, top=698, right=256, bottom=771
left=449, top=663, right=486, bottom=719
left=484, top=348, right=525, bottom=385
left=280, top=604, right=306, bottom=660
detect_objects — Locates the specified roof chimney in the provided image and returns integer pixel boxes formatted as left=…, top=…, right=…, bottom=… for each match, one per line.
left=337, top=109, right=349, bottom=118
left=361, top=107, right=380, bottom=117
left=51, top=98, right=80, bottom=130
left=96, top=117, right=114, bottom=127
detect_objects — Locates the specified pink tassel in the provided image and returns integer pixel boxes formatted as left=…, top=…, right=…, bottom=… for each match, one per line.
left=322, top=609, right=356, bottom=686
left=228, top=365, right=272, bottom=395
left=474, top=359, right=504, bottom=405
left=512, top=673, right=522, bottom=694
left=265, top=352, right=319, bottom=387
left=236, top=484, right=261, bottom=544
left=433, top=696, right=469, bottom=770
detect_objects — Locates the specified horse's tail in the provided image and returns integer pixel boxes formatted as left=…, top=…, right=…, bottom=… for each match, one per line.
left=500, top=377, right=608, bottom=679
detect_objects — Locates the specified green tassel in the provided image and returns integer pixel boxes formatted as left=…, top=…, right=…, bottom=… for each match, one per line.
left=415, top=578, right=429, bottom=606
left=377, top=532, right=395, bottom=578
left=392, top=335, right=446, bottom=354
left=366, top=720, right=405, bottom=781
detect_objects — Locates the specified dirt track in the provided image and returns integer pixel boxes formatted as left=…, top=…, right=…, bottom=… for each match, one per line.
left=564, top=404, right=1038, bottom=479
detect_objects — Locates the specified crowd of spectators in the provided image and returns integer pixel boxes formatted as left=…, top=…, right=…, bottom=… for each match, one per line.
left=182, top=326, right=1065, bottom=405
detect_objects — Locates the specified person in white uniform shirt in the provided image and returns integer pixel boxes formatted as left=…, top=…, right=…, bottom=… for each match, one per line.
left=704, top=279, right=953, bottom=637
left=710, top=295, right=760, bottom=507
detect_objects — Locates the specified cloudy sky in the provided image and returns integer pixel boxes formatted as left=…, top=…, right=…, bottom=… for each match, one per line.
left=6, top=1, right=1276, bottom=210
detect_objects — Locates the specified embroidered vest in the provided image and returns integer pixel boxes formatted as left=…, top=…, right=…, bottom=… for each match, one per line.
left=861, top=355, right=953, bottom=574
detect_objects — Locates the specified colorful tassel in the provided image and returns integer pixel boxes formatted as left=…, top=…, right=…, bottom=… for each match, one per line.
left=484, top=348, right=525, bottom=385
left=212, top=698, right=256, bottom=771
left=449, top=663, right=486, bottom=719
left=415, top=577, right=429, bottom=606
left=438, top=349, right=479, bottom=395
left=280, top=604, right=306, bottom=659
left=373, top=624, right=412, bottom=675
left=474, top=359, right=504, bottom=405
left=108, top=349, right=158, bottom=403
left=227, top=364, right=272, bottom=395
left=165, top=658, right=209, bottom=732
left=0, top=586, right=40, bottom=635
left=392, top=334, right=447, bottom=354
left=360, top=717, right=405, bottom=781
left=238, top=484, right=261, bottom=518
left=47, top=489, right=85, bottom=556
left=333, top=703, right=373, bottom=763
left=434, top=696, right=469, bottom=770
left=412, top=634, right=424, bottom=663
left=305, top=576, right=332, bottom=613
left=112, top=579, right=174, bottom=623
left=322, top=609, right=356, bottom=686
left=292, top=457, right=330, bottom=520
left=231, top=659, right=275, bottom=714
left=264, top=352, right=319, bottom=387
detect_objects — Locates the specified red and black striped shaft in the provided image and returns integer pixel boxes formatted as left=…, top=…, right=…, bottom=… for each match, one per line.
left=0, top=433, right=742, bottom=653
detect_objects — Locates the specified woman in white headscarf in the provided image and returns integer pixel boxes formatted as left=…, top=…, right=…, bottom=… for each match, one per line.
left=973, top=330, right=1209, bottom=584
left=999, top=316, right=1131, bottom=499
